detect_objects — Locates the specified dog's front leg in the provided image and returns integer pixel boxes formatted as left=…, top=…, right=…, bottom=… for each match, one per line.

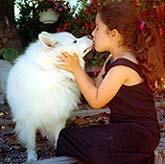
left=25, top=128, right=37, bottom=162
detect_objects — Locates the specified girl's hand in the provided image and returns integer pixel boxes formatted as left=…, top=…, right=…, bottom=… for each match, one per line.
left=57, top=52, right=81, bottom=73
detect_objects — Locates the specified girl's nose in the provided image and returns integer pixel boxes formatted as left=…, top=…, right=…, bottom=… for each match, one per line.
left=91, top=29, right=95, bottom=37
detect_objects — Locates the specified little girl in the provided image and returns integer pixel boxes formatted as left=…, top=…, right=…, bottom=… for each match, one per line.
left=56, top=2, right=164, bottom=164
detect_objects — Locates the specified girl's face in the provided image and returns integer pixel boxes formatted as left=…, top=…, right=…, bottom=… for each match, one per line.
left=92, top=13, right=112, bottom=52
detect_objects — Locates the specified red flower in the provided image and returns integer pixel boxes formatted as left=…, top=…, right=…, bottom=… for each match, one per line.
left=90, top=21, right=95, bottom=30
left=84, top=22, right=90, bottom=30
left=76, top=18, right=81, bottom=26
left=83, top=7, right=91, bottom=15
left=58, top=7, right=63, bottom=12
left=92, top=0, right=97, bottom=5
left=56, top=27, right=64, bottom=32
left=63, top=22, right=71, bottom=30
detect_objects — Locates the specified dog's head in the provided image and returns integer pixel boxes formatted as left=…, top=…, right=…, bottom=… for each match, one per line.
left=37, top=31, right=93, bottom=78
left=38, top=31, right=93, bottom=66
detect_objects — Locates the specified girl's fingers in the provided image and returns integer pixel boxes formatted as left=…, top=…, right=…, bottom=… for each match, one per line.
left=61, top=52, right=72, bottom=57
left=62, top=52, right=77, bottom=58
left=56, top=62, right=67, bottom=69
left=61, top=52, right=68, bottom=57
left=73, top=53, right=77, bottom=56
left=55, top=52, right=79, bottom=73
left=60, top=53, right=70, bottom=62
left=60, top=55, right=67, bottom=62
left=61, top=53, right=76, bottom=63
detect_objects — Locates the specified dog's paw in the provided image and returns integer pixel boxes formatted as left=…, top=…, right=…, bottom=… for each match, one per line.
left=27, top=150, right=37, bottom=162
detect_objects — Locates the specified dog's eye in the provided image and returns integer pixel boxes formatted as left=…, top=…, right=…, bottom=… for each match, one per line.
left=73, top=40, right=77, bottom=43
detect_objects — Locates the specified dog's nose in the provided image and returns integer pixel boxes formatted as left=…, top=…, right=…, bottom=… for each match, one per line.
left=87, top=35, right=93, bottom=39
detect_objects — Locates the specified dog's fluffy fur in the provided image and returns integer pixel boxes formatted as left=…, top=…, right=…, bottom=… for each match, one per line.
left=6, top=31, right=93, bottom=161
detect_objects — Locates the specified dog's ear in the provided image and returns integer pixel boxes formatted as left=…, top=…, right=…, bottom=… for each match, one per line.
left=38, top=31, right=59, bottom=50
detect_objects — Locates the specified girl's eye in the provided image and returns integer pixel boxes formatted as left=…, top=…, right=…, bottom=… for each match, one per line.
left=73, top=40, right=77, bottom=43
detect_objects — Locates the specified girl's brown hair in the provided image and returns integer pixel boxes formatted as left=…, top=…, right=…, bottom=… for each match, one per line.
left=98, top=2, right=165, bottom=91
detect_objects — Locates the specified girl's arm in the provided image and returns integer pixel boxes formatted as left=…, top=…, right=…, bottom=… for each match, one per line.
left=73, top=65, right=127, bottom=109
left=95, top=54, right=112, bottom=87
left=58, top=53, right=127, bottom=109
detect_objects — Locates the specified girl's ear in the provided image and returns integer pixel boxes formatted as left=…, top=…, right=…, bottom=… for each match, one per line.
left=108, top=29, right=119, bottom=39
left=38, top=31, right=59, bottom=50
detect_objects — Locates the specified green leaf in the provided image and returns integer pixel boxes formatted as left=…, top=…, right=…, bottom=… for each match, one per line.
left=1, top=48, right=20, bottom=64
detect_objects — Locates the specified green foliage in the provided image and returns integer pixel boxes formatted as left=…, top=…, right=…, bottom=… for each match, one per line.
left=0, top=48, right=20, bottom=64
left=15, top=0, right=40, bottom=45
left=15, top=0, right=72, bottom=46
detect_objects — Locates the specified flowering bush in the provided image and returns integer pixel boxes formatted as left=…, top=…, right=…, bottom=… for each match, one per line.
left=55, top=0, right=96, bottom=36
left=16, top=0, right=71, bottom=46
left=36, top=0, right=70, bottom=20
left=37, top=0, right=68, bottom=12
left=16, top=0, right=164, bottom=69
left=36, top=0, right=72, bottom=28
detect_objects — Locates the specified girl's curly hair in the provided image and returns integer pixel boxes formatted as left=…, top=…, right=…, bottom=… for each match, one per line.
left=98, top=2, right=165, bottom=91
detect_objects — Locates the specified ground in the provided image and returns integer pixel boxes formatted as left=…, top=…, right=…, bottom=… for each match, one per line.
left=0, top=103, right=110, bottom=164
left=0, top=95, right=164, bottom=164
left=0, top=103, right=55, bottom=164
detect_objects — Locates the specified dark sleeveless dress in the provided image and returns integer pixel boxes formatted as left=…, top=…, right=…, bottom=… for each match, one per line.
left=56, top=58, right=160, bottom=164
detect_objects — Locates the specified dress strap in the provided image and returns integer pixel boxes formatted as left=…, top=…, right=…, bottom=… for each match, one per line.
left=102, top=58, right=143, bottom=78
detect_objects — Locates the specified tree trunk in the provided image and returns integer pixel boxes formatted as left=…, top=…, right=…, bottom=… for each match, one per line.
left=0, top=0, right=23, bottom=53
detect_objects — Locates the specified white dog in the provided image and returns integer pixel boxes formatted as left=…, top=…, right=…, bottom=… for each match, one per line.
left=6, top=31, right=93, bottom=161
